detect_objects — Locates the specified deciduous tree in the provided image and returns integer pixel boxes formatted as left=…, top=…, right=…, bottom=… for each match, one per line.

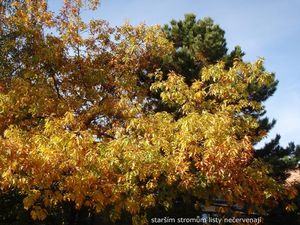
left=0, top=2, right=297, bottom=225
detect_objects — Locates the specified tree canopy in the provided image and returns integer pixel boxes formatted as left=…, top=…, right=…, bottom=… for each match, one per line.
left=0, top=1, right=298, bottom=225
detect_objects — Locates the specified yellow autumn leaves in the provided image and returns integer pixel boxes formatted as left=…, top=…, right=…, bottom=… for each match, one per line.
left=0, top=1, right=295, bottom=225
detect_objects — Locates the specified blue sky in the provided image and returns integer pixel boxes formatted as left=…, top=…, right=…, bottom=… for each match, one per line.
left=50, top=0, right=300, bottom=147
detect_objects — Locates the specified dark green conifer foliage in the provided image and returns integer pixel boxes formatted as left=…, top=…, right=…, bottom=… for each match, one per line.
left=162, top=14, right=227, bottom=83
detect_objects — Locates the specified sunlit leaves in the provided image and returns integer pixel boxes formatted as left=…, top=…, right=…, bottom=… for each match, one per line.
left=6, top=0, right=54, bottom=29
left=0, top=1, right=293, bottom=224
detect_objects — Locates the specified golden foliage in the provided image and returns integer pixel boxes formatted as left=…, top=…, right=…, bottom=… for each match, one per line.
left=0, top=1, right=295, bottom=224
